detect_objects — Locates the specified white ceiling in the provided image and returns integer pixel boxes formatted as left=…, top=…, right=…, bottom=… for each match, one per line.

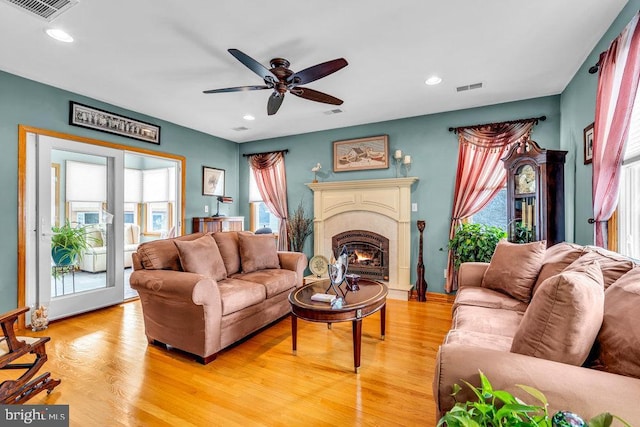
left=0, top=1, right=628, bottom=143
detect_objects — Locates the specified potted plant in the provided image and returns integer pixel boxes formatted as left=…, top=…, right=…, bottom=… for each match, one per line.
left=439, top=371, right=631, bottom=427
left=51, top=220, right=94, bottom=266
left=286, top=201, right=313, bottom=253
left=448, top=222, right=507, bottom=271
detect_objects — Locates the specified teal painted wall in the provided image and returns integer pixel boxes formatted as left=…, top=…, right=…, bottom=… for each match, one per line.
left=561, top=0, right=640, bottom=245
left=0, top=70, right=238, bottom=313
left=239, top=95, right=562, bottom=294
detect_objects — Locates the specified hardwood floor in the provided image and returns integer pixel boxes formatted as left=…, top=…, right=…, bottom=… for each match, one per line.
left=13, top=297, right=453, bottom=426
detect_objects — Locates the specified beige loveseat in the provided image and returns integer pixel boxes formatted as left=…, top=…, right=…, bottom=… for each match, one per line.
left=433, top=241, right=640, bottom=424
left=129, top=231, right=307, bottom=364
left=79, top=223, right=140, bottom=272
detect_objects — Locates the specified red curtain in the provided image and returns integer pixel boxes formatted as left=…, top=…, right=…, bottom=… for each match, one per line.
left=248, top=152, right=289, bottom=250
left=592, top=11, right=640, bottom=247
left=445, top=121, right=536, bottom=292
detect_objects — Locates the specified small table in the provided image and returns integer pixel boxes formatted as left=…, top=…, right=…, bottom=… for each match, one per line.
left=288, top=278, right=388, bottom=373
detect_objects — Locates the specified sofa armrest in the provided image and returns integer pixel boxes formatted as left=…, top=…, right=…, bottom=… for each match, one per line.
left=458, top=262, right=489, bottom=288
left=278, top=251, right=308, bottom=287
left=130, top=269, right=221, bottom=306
left=433, top=343, right=640, bottom=424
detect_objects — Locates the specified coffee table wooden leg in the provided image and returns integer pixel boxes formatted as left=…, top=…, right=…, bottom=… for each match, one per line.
left=352, top=319, right=362, bottom=373
left=380, top=303, right=386, bottom=340
left=291, top=314, right=297, bottom=355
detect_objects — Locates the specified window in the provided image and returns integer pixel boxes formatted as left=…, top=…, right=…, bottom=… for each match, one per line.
left=618, top=87, right=640, bottom=259
left=146, top=202, right=171, bottom=234
left=249, top=170, right=279, bottom=232
left=469, top=187, right=508, bottom=231
left=69, top=201, right=102, bottom=225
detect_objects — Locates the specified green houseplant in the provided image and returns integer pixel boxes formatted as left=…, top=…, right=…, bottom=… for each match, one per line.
left=51, top=220, right=94, bottom=266
left=286, top=201, right=313, bottom=253
left=439, top=371, right=631, bottom=427
left=448, top=223, right=507, bottom=271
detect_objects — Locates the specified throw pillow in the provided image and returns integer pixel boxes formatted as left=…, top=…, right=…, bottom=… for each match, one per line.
left=213, top=231, right=243, bottom=275
left=510, top=261, right=604, bottom=366
left=532, top=242, right=585, bottom=295
left=590, top=267, right=640, bottom=379
left=173, top=234, right=227, bottom=281
left=238, top=233, right=280, bottom=273
left=482, top=240, right=546, bottom=303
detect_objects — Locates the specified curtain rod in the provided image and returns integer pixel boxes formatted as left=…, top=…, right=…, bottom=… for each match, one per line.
left=242, top=149, right=289, bottom=157
left=448, top=115, right=546, bottom=133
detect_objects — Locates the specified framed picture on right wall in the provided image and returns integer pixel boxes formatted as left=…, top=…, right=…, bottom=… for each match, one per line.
left=584, top=122, right=594, bottom=165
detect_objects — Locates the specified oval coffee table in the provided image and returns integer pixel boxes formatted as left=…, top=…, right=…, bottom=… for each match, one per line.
left=288, top=278, right=388, bottom=373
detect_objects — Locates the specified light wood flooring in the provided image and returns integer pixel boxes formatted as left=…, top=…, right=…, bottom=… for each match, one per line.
left=12, top=297, right=453, bottom=426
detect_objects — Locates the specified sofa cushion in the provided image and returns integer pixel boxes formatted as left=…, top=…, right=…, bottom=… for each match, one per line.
left=213, top=232, right=243, bottom=275
left=453, top=286, right=528, bottom=314
left=137, top=233, right=205, bottom=270
left=482, top=240, right=546, bottom=303
left=510, top=261, right=604, bottom=366
left=590, top=267, right=640, bottom=379
left=452, top=305, right=523, bottom=337
left=217, top=278, right=267, bottom=316
left=238, top=233, right=280, bottom=273
left=174, top=234, right=227, bottom=281
left=444, top=329, right=513, bottom=352
left=532, top=242, right=585, bottom=295
left=233, top=269, right=297, bottom=298
left=567, top=248, right=635, bottom=290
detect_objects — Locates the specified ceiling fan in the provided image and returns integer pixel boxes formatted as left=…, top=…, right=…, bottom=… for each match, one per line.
left=203, top=49, right=348, bottom=116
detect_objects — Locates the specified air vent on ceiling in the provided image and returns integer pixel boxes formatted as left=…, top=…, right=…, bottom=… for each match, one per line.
left=232, top=126, right=249, bottom=131
left=456, top=82, right=483, bottom=92
left=1, top=0, right=78, bottom=21
left=324, top=108, right=343, bottom=115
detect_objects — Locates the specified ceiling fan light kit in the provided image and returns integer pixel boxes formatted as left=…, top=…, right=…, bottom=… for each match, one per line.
left=204, top=48, right=348, bottom=116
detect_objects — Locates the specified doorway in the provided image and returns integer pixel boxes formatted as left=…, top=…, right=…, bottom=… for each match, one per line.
left=19, top=126, right=185, bottom=323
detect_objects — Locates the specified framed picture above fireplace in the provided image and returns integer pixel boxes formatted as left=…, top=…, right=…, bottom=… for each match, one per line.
left=333, top=135, right=389, bottom=172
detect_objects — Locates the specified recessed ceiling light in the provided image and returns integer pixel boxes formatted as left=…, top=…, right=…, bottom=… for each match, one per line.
left=425, top=76, right=442, bottom=86
left=243, top=114, right=255, bottom=121
left=46, top=28, right=74, bottom=43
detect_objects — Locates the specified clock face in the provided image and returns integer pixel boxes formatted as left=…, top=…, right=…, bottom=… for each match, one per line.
left=516, top=164, right=536, bottom=194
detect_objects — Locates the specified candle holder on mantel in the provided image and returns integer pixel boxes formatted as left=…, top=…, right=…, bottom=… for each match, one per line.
left=415, top=220, right=428, bottom=302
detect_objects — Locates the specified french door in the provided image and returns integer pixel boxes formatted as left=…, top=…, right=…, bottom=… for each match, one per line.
left=31, top=135, right=124, bottom=320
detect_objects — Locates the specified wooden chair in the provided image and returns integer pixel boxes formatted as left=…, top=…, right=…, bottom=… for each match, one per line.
left=0, top=307, right=60, bottom=404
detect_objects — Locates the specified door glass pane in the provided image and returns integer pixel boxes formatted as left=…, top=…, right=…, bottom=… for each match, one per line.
left=50, top=150, right=108, bottom=297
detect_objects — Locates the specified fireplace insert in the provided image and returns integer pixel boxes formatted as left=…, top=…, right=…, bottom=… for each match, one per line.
left=332, top=230, right=389, bottom=281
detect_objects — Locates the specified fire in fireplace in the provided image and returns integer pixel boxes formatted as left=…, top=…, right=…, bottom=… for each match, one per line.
left=332, top=230, right=389, bottom=281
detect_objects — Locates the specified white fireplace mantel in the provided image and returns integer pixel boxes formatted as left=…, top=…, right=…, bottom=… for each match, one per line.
left=306, top=177, right=418, bottom=300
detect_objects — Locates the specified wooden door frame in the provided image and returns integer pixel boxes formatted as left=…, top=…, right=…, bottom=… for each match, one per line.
left=17, top=125, right=186, bottom=328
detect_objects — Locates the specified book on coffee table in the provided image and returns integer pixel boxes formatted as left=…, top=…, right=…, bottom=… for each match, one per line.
left=311, top=293, right=336, bottom=303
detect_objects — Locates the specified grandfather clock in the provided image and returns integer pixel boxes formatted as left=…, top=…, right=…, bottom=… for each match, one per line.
left=502, top=140, right=567, bottom=247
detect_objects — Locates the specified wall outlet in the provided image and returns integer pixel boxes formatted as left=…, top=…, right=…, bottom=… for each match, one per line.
left=204, top=205, right=209, bottom=213
left=411, top=203, right=418, bottom=212
left=443, top=269, right=447, bottom=279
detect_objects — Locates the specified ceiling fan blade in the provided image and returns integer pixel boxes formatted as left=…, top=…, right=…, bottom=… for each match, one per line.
left=287, top=58, right=348, bottom=86
left=267, top=92, right=285, bottom=115
left=291, top=87, right=343, bottom=105
left=228, top=49, right=278, bottom=83
left=203, top=85, right=270, bottom=94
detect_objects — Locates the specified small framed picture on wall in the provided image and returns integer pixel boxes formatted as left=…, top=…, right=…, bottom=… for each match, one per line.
left=584, top=122, right=594, bottom=165
left=202, top=166, right=225, bottom=196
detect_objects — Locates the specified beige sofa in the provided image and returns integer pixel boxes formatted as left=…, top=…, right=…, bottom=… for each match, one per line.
left=433, top=241, right=640, bottom=424
left=129, top=231, right=307, bottom=364
left=79, top=223, right=140, bottom=272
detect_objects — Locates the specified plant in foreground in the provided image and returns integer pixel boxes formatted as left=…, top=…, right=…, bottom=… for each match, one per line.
left=438, top=371, right=631, bottom=427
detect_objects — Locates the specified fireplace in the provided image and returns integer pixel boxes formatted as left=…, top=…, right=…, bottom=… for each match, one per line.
left=332, top=230, right=389, bottom=281
left=307, top=177, right=418, bottom=300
